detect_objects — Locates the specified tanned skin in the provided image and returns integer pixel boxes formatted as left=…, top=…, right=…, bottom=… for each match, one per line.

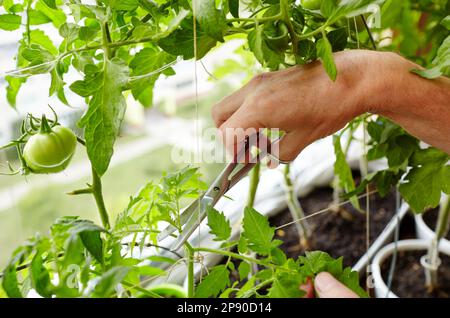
left=212, top=50, right=450, bottom=162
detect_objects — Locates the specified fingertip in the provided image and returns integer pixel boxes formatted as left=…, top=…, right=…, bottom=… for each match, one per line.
left=314, top=272, right=359, bottom=298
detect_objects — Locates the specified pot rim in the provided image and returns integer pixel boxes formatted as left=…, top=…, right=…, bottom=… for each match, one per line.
left=371, top=239, right=450, bottom=298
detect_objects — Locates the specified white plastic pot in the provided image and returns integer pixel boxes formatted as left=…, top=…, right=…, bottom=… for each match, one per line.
left=371, top=239, right=450, bottom=298
left=415, top=214, right=450, bottom=252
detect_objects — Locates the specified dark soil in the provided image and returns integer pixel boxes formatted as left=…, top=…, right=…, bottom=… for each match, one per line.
left=270, top=187, right=406, bottom=268
left=423, top=208, right=450, bottom=241
left=380, top=250, right=450, bottom=298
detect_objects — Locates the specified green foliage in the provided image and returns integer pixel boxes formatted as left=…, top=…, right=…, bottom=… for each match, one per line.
left=316, top=33, right=337, bottom=80
left=242, top=207, right=275, bottom=256
left=1, top=0, right=448, bottom=299
left=78, top=58, right=129, bottom=176
left=351, top=118, right=450, bottom=213
left=333, top=134, right=359, bottom=209
left=297, top=251, right=368, bottom=297
left=412, top=32, right=450, bottom=78
left=195, top=265, right=230, bottom=298
left=0, top=13, right=21, bottom=30
left=399, top=148, right=450, bottom=212
left=206, top=207, right=232, bottom=242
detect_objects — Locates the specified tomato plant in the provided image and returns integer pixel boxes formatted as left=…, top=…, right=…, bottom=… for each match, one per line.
left=0, top=0, right=448, bottom=298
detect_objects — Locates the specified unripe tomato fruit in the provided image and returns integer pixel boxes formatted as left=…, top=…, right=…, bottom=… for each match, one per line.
left=264, top=21, right=290, bottom=52
left=301, top=0, right=322, bottom=10
left=23, top=125, right=77, bottom=174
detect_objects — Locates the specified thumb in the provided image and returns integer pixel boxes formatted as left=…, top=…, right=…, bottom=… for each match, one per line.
left=314, top=272, right=359, bottom=298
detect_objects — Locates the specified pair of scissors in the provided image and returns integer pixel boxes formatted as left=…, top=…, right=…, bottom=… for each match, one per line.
left=157, top=132, right=284, bottom=251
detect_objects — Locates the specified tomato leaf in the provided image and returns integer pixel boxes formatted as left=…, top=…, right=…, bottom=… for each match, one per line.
left=158, top=18, right=217, bottom=59
left=41, top=0, right=57, bottom=10
left=333, top=134, right=359, bottom=209
left=193, top=0, right=226, bottom=42
left=78, top=58, right=129, bottom=176
left=229, top=0, right=239, bottom=18
left=92, top=266, right=131, bottom=298
left=1, top=265, right=23, bottom=298
left=316, top=33, right=337, bottom=80
left=79, top=231, right=104, bottom=265
left=206, top=207, right=232, bottom=242
left=110, top=0, right=139, bottom=11
left=195, top=265, right=230, bottom=298
left=238, top=262, right=251, bottom=280
left=242, top=207, right=274, bottom=256
left=297, top=251, right=368, bottom=298
left=129, top=47, right=175, bottom=107
left=268, top=272, right=304, bottom=298
left=399, top=148, right=450, bottom=212
left=0, top=14, right=21, bottom=31
left=248, top=23, right=284, bottom=70
left=337, top=267, right=368, bottom=298
left=36, top=0, right=66, bottom=28
left=31, top=252, right=53, bottom=298
left=5, top=76, right=25, bottom=108
left=411, top=35, right=450, bottom=79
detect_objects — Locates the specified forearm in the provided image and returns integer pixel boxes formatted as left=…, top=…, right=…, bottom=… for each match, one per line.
left=364, top=52, right=450, bottom=154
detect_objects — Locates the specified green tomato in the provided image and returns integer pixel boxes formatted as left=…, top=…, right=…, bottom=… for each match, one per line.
left=301, top=0, right=322, bottom=10
left=264, top=21, right=290, bottom=52
left=23, top=125, right=77, bottom=174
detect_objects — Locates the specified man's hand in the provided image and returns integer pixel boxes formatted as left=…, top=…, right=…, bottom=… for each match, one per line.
left=212, top=50, right=450, bottom=160
left=301, top=272, right=359, bottom=298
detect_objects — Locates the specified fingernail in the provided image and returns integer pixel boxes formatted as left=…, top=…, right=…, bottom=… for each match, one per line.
left=267, top=159, right=279, bottom=169
left=314, top=272, right=337, bottom=293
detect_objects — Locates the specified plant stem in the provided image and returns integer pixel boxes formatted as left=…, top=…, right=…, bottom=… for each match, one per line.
left=67, top=188, right=93, bottom=195
left=425, top=195, right=450, bottom=290
left=238, top=278, right=275, bottom=298
left=227, top=15, right=281, bottom=24
left=332, top=128, right=354, bottom=213
left=280, top=0, right=298, bottom=55
left=283, top=164, right=310, bottom=246
left=193, top=247, right=284, bottom=271
left=298, top=24, right=328, bottom=40
left=185, top=242, right=195, bottom=298
left=25, top=2, right=31, bottom=45
left=102, top=22, right=112, bottom=59
left=247, top=163, right=261, bottom=207
left=91, top=167, right=110, bottom=229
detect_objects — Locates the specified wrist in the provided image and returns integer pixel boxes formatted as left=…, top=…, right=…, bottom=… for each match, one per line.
left=359, top=51, right=412, bottom=114
left=361, top=51, right=450, bottom=153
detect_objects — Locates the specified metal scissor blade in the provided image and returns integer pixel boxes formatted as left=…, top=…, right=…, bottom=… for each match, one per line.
left=157, top=197, right=202, bottom=241
left=170, top=196, right=214, bottom=251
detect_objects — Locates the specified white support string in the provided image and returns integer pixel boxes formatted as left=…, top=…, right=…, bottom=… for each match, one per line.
left=2, top=57, right=181, bottom=82
left=276, top=190, right=378, bottom=231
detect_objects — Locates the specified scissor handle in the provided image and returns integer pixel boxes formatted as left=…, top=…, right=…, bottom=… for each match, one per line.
left=224, top=132, right=277, bottom=191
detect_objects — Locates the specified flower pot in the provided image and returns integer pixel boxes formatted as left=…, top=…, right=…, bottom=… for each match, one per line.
left=371, top=239, right=450, bottom=298
left=415, top=214, right=450, bottom=252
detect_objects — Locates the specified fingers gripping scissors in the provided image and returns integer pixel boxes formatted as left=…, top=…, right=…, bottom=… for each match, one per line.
left=157, top=133, right=283, bottom=251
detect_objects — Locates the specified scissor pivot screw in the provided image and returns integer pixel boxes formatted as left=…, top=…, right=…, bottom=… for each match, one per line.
left=213, top=186, right=220, bottom=191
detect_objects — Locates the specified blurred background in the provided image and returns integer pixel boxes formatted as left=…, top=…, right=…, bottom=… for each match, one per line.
left=0, top=25, right=259, bottom=267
